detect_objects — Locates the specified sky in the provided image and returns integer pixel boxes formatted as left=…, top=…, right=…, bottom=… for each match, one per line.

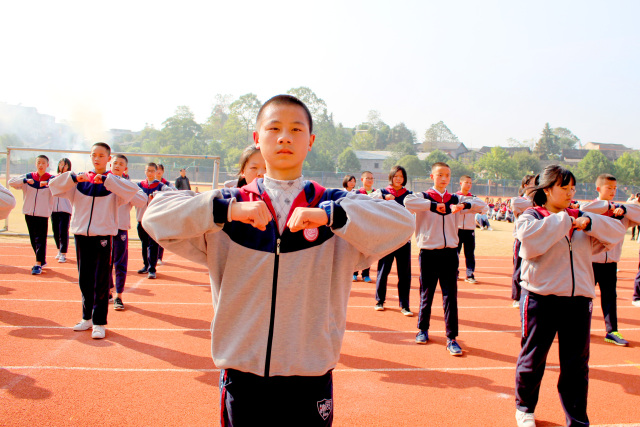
left=2, top=0, right=640, bottom=149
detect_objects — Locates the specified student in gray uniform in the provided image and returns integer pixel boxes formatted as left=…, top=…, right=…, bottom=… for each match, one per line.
left=0, top=182, right=16, bottom=220
left=513, top=165, right=625, bottom=427
left=142, top=95, right=415, bottom=426
left=51, top=158, right=73, bottom=263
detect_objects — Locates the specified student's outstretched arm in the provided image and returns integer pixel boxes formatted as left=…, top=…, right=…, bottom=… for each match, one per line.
left=0, top=183, right=16, bottom=220
left=142, top=190, right=232, bottom=266
left=129, top=190, right=148, bottom=209
left=516, top=211, right=573, bottom=259
left=329, top=193, right=415, bottom=260
left=583, top=213, right=627, bottom=254
left=579, top=200, right=610, bottom=215
left=403, top=192, right=433, bottom=212
left=48, top=172, right=77, bottom=203
left=622, top=203, right=640, bottom=228
left=460, top=196, right=486, bottom=215
left=103, top=174, right=139, bottom=206
left=511, top=196, right=532, bottom=217
left=8, top=174, right=28, bottom=191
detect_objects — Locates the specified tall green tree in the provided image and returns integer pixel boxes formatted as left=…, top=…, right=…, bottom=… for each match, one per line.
left=287, top=87, right=327, bottom=124
left=230, top=93, right=261, bottom=143
left=336, top=148, right=361, bottom=173
left=423, top=121, right=460, bottom=152
left=512, top=151, right=541, bottom=178
left=574, top=150, right=614, bottom=183
left=534, top=123, right=560, bottom=159
left=475, top=147, right=518, bottom=179
left=424, top=149, right=450, bottom=168
left=397, top=155, right=425, bottom=177
left=553, top=127, right=580, bottom=151
left=615, top=152, right=640, bottom=186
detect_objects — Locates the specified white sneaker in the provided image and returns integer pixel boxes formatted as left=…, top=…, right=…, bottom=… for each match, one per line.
left=58, top=254, right=66, bottom=263
left=55, top=252, right=61, bottom=259
left=512, top=300, right=520, bottom=308
left=515, top=409, right=535, bottom=427
left=157, top=260, right=163, bottom=266
left=73, top=319, right=93, bottom=331
left=92, top=325, right=106, bottom=339
left=632, top=300, right=640, bottom=307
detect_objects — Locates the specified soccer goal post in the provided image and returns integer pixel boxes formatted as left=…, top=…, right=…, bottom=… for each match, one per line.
left=2, top=146, right=220, bottom=233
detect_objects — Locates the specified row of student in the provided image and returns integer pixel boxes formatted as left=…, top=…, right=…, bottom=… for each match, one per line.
left=3, top=94, right=634, bottom=426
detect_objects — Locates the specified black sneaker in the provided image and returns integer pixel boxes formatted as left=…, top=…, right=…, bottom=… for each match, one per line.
left=114, top=298, right=124, bottom=311
left=137, top=268, right=148, bottom=274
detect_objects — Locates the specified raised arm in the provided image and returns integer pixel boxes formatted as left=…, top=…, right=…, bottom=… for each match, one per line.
left=582, top=213, right=627, bottom=254
left=48, top=172, right=77, bottom=202
left=516, top=211, right=573, bottom=259
left=0, top=183, right=16, bottom=220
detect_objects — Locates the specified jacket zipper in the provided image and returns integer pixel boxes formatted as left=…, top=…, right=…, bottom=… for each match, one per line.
left=566, top=237, right=576, bottom=296
left=32, top=187, right=39, bottom=216
left=442, top=215, right=447, bottom=247
left=86, top=196, right=96, bottom=235
left=264, top=237, right=281, bottom=377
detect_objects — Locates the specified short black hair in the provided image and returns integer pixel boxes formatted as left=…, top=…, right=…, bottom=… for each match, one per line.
left=157, top=164, right=164, bottom=171
left=146, top=162, right=158, bottom=170
left=113, top=154, right=128, bottom=164
left=596, top=173, right=616, bottom=187
left=92, top=142, right=111, bottom=155
left=431, top=162, right=450, bottom=171
left=342, top=175, right=356, bottom=190
left=36, top=154, right=49, bottom=163
left=388, top=165, right=408, bottom=186
left=256, top=94, right=313, bottom=134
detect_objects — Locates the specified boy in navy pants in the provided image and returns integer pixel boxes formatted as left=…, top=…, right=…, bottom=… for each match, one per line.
left=109, top=154, right=147, bottom=310
left=50, top=142, right=139, bottom=339
left=580, top=173, right=640, bottom=346
left=404, top=162, right=484, bottom=356
left=137, top=163, right=172, bottom=279
left=142, top=95, right=415, bottom=425
left=456, top=175, right=487, bottom=284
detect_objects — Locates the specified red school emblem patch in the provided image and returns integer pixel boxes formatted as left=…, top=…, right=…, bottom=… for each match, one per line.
left=303, top=228, right=319, bottom=242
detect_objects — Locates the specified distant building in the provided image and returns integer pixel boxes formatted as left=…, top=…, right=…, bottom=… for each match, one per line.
left=353, top=151, right=393, bottom=173
left=562, top=148, right=619, bottom=164
left=422, top=141, right=468, bottom=159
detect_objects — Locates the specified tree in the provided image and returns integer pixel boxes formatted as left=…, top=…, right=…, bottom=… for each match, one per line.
left=287, top=87, right=327, bottom=124
left=553, top=127, right=580, bottom=151
left=512, top=151, right=541, bottom=178
left=423, top=121, right=460, bottom=152
left=397, top=155, right=425, bottom=177
left=158, top=106, right=203, bottom=153
left=424, top=149, right=450, bottom=168
left=389, top=122, right=416, bottom=146
left=351, top=130, right=376, bottom=150
left=230, top=93, right=261, bottom=143
left=475, top=147, right=518, bottom=179
left=615, top=152, right=640, bottom=186
left=448, top=159, right=474, bottom=179
left=336, top=148, right=361, bottom=173
left=574, top=150, right=614, bottom=183
left=534, top=123, right=559, bottom=159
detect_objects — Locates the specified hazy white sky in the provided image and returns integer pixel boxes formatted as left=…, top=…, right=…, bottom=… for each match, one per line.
left=2, top=0, right=639, bottom=148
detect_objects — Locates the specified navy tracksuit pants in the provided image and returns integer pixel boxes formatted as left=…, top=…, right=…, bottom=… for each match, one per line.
left=109, top=229, right=128, bottom=294
left=375, top=241, right=411, bottom=309
left=592, top=262, right=618, bottom=333
left=512, top=239, right=523, bottom=301
left=633, top=247, right=640, bottom=302
left=137, top=222, right=158, bottom=273
left=74, top=235, right=112, bottom=326
left=515, top=289, right=591, bottom=427
left=417, top=247, right=459, bottom=338
left=220, top=369, right=333, bottom=426
left=25, top=214, right=48, bottom=264
left=456, top=229, right=476, bottom=278
left=51, top=212, right=71, bottom=254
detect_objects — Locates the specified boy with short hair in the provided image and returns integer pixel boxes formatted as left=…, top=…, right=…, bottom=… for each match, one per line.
left=9, top=155, right=54, bottom=274
left=456, top=175, right=487, bottom=284
left=109, top=155, right=147, bottom=310
left=174, top=168, right=191, bottom=190
left=142, top=95, right=415, bottom=425
left=580, top=173, right=640, bottom=346
left=0, top=182, right=17, bottom=220
left=137, top=163, right=173, bottom=279
left=353, top=170, right=376, bottom=282
left=49, top=142, right=139, bottom=339
left=404, top=162, right=485, bottom=356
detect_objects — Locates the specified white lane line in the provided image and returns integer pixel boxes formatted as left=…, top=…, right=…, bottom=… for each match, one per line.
left=1, top=326, right=638, bottom=334
left=1, top=363, right=639, bottom=374
left=0, top=298, right=210, bottom=305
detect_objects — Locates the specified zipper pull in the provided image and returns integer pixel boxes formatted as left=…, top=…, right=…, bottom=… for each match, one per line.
left=276, top=238, right=281, bottom=255
left=568, top=240, right=572, bottom=251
